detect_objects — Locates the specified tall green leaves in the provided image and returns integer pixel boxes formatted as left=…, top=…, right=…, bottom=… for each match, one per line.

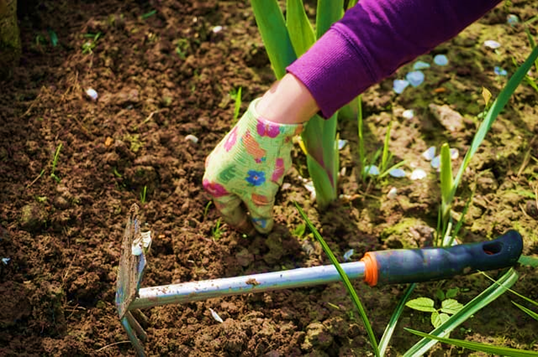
left=250, top=1, right=296, bottom=80
left=315, top=0, right=343, bottom=38
left=251, top=0, right=344, bottom=210
left=286, top=0, right=315, bottom=56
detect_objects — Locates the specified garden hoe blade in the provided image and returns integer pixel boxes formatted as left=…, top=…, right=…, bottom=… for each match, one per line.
left=115, top=204, right=151, bottom=357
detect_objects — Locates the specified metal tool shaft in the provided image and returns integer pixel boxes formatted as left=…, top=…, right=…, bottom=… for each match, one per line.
left=130, top=261, right=366, bottom=310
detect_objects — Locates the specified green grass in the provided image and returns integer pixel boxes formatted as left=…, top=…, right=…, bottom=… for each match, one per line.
left=50, top=143, right=62, bottom=183
left=439, top=45, right=538, bottom=246
left=211, top=218, right=223, bottom=241
left=295, top=202, right=526, bottom=356
left=230, top=87, right=242, bottom=125
left=139, top=186, right=147, bottom=204
left=82, top=32, right=101, bottom=54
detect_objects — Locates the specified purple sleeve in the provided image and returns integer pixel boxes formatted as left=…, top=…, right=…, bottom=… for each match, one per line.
left=287, top=0, right=501, bottom=118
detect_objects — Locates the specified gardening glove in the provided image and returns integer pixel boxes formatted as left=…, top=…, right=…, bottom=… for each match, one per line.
left=203, top=98, right=304, bottom=235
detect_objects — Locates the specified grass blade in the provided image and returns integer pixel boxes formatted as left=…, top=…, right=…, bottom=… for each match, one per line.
left=316, top=0, right=343, bottom=38
left=286, top=0, right=316, bottom=57
left=452, top=46, right=538, bottom=192
left=405, top=328, right=538, bottom=356
left=301, top=112, right=339, bottom=210
left=379, top=283, right=416, bottom=356
left=295, top=202, right=380, bottom=356
left=232, top=87, right=242, bottom=124
left=356, top=95, right=367, bottom=182
left=380, top=122, right=393, bottom=173
left=523, top=26, right=537, bottom=70
left=404, top=268, right=518, bottom=356
left=480, top=272, right=538, bottom=308
left=440, top=143, right=454, bottom=245
left=250, top=0, right=296, bottom=79
left=512, top=301, right=538, bottom=321
left=347, top=0, right=359, bottom=10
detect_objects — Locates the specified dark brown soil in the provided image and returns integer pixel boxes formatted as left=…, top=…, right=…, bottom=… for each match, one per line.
left=1, top=1, right=537, bottom=356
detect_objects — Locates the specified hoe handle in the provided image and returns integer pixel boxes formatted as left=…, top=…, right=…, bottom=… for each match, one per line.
left=361, top=230, right=523, bottom=286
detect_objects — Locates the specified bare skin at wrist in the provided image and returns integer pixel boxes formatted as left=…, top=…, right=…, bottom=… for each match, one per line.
left=256, top=73, right=320, bottom=124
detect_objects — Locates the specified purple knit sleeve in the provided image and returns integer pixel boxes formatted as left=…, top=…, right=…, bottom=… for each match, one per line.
left=287, top=0, right=501, bottom=118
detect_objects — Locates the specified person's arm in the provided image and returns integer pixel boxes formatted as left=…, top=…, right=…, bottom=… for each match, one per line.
left=256, top=73, right=319, bottom=124
left=286, top=0, right=501, bottom=119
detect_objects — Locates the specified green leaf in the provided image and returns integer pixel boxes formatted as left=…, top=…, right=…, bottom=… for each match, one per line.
left=435, top=289, right=445, bottom=301
left=523, top=26, right=538, bottom=69
left=47, top=29, right=58, bottom=47
left=446, top=288, right=459, bottom=299
left=440, top=299, right=464, bottom=315
left=346, top=0, right=359, bottom=10
left=404, top=269, right=518, bottom=356
left=431, top=311, right=450, bottom=329
left=293, top=223, right=306, bottom=238
left=406, top=328, right=538, bottom=356
left=512, top=301, right=538, bottom=321
left=481, top=272, right=538, bottom=309
left=380, top=122, right=393, bottom=173
left=286, top=0, right=316, bottom=57
left=518, top=255, right=538, bottom=267
left=250, top=0, right=296, bottom=79
left=295, top=203, right=379, bottom=356
left=306, top=154, right=337, bottom=210
left=315, top=0, right=343, bottom=39
left=379, top=283, right=416, bottom=356
left=406, top=297, right=436, bottom=312
left=440, top=143, right=454, bottom=243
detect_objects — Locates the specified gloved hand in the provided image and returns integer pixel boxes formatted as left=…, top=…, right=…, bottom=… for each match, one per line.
left=203, top=98, right=304, bottom=234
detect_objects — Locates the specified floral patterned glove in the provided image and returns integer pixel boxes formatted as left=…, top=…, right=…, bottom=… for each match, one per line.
left=203, top=98, right=304, bottom=234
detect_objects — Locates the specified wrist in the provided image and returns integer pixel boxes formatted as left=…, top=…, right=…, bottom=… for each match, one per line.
left=255, top=73, right=319, bottom=124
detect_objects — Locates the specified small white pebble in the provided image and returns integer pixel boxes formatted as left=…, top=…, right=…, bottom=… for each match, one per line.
left=431, top=156, right=441, bottom=169
left=413, top=61, right=430, bottom=70
left=338, top=139, right=348, bottom=150
left=410, top=169, right=427, bottom=180
left=450, top=148, right=459, bottom=160
left=212, top=26, right=223, bottom=34
left=304, top=181, right=317, bottom=201
left=304, top=180, right=315, bottom=193
left=209, top=308, right=224, bottom=323
left=422, top=147, right=436, bottom=161
left=85, top=88, right=98, bottom=101
left=387, top=187, right=398, bottom=199
left=402, top=109, right=414, bottom=119
left=131, top=243, right=143, bottom=256
left=433, top=54, right=449, bottom=66
left=506, top=14, right=519, bottom=26
left=2, top=257, right=10, bottom=265
left=185, top=134, right=199, bottom=143
left=343, top=249, right=354, bottom=262
left=364, top=165, right=379, bottom=176
left=389, top=168, right=406, bottom=178
left=484, top=40, right=501, bottom=49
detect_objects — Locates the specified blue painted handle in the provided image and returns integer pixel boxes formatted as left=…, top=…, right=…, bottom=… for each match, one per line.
left=371, top=230, right=523, bottom=285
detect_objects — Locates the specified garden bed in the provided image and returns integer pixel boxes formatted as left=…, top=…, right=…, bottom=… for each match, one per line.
left=0, top=0, right=537, bottom=355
